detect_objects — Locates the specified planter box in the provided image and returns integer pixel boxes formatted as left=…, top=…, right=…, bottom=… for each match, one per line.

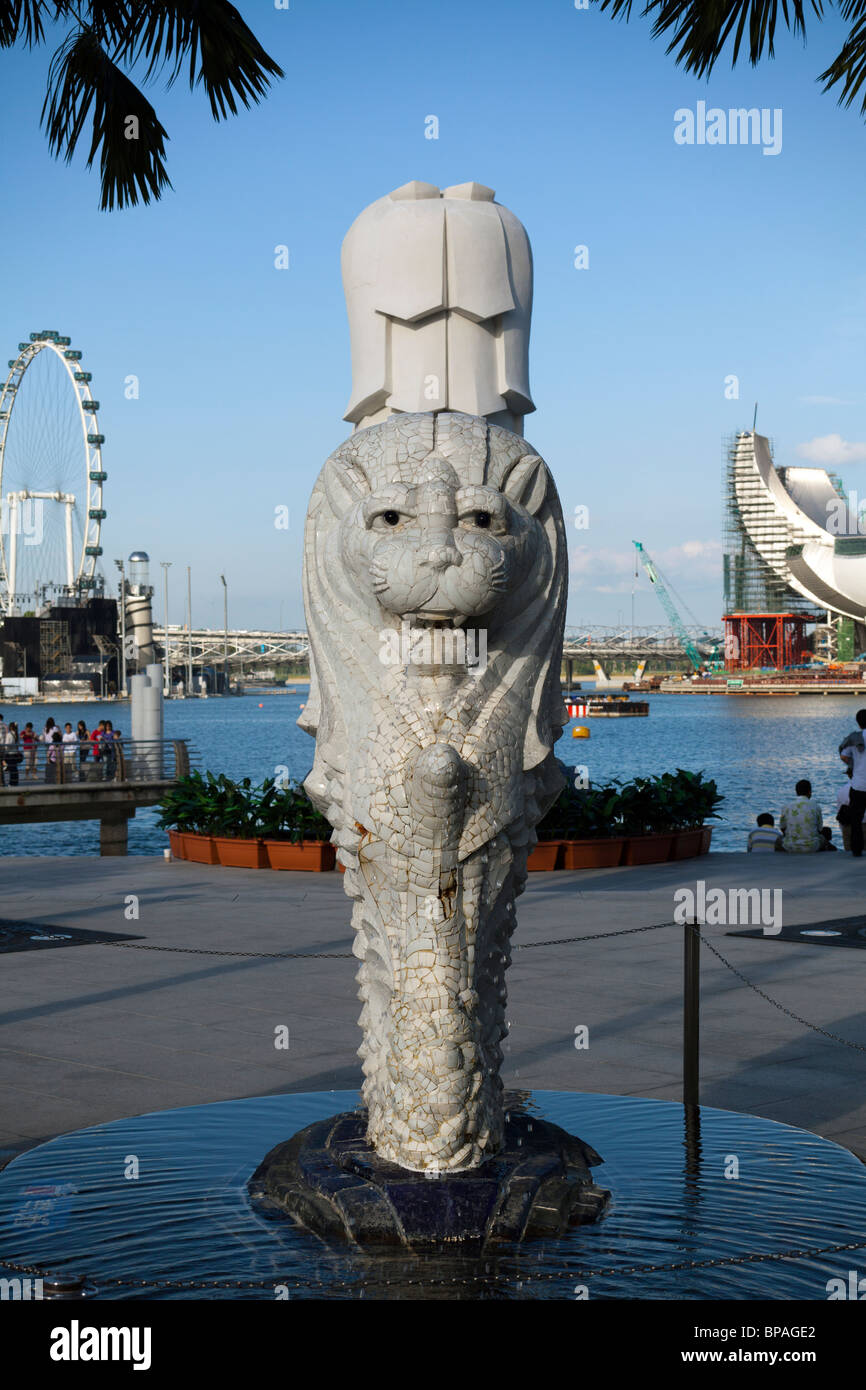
left=265, top=839, right=336, bottom=871
left=669, top=828, right=705, bottom=861
left=699, top=827, right=713, bottom=855
left=212, top=835, right=267, bottom=869
left=561, top=837, right=626, bottom=870
left=168, top=829, right=218, bottom=864
left=527, top=840, right=563, bottom=871
left=622, top=833, right=675, bottom=866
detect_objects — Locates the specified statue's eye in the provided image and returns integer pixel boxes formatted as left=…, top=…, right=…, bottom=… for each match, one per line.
left=474, top=511, right=491, bottom=528
left=382, top=510, right=400, bottom=526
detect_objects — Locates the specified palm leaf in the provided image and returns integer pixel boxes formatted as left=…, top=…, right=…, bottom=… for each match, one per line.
left=0, top=0, right=50, bottom=47
left=595, top=2, right=824, bottom=78
left=96, top=0, right=285, bottom=119
left=819, top=4, right=866, bottom=114
left=42, top=25, right=171, bottom=210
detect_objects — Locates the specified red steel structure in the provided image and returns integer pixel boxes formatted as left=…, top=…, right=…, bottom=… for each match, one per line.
left=723, top=613, right=815, bottom=670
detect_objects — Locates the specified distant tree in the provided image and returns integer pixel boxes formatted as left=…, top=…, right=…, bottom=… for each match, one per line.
left=0, top=2, right=284, bottom=209
left=595, top=1, right=866, bottom=119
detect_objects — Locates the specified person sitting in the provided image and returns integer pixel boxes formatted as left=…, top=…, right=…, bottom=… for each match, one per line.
left=747, top=813, right=784, bottom=853
left=840, top=709, right=866, bottom=857
left=779, top=779, right=824, bottom=853
left=819, top=826, right=838, bottom=851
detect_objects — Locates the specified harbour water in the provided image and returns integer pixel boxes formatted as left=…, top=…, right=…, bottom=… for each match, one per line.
left=2, top=687, right=864, bottom=856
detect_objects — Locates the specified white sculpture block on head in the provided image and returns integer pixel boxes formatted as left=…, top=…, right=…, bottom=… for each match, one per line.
left=341, top=182, right=535, bottom=434
left=299, top=410, right=567, bottom=1171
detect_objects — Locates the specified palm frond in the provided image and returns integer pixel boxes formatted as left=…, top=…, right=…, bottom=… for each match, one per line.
left=0, top=0, right=50, bottom=47
left=42, top=25, right=171, bottom=210
left=819, top=11, right=866, bottom=114
left=595, top=2, right=824, bottom=78
left=96, top=0, right=285, bottom=118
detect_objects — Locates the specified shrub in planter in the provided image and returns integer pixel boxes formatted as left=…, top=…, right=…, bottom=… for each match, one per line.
left=535, top=767, right=723, bottom=853
left=158, top=772, right=336, bottom=868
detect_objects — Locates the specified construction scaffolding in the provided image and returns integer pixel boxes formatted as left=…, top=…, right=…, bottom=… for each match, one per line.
left=723, top=612, right=815, bottom=671
left=38, top=619, right=71, bottom=675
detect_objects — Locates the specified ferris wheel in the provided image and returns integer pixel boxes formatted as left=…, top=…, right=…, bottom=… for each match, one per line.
left=0, top=330, right=107, bottom=615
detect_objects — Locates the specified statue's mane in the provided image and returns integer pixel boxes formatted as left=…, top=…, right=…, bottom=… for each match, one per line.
left=299, top=411, right=567, bottom=853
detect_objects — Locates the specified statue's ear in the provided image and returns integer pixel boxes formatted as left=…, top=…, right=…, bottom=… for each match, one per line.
left=322, top=455, right=370, bottom=517
left=501, top=454, right=548, bottom=515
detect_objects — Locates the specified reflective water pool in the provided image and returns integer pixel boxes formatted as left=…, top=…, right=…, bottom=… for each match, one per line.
left=2, top=1091, right=864, bottom=1300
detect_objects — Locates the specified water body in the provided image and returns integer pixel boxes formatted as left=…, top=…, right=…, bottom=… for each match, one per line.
left=2, top=1090, right=864, bottom=1299
left=2, top=687, right=863, bottom=855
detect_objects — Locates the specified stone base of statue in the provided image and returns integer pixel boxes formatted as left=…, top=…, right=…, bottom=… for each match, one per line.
left=250, top=1095, right=610, bottom=1250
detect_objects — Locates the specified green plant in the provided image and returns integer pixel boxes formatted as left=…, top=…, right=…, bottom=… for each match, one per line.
left=157, top=772, right=333, bottom=842
left=536, top=768, right=723, bottom=840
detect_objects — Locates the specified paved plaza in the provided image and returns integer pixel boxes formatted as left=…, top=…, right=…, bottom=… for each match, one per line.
left=1, top=852, right=864, bottom=1166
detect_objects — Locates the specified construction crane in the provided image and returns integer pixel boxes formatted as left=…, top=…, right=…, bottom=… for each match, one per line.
left=632, top=540, right=703, bottom=673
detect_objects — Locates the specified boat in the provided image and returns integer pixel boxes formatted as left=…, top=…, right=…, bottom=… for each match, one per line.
left=567, top=696, right=649, bottom=718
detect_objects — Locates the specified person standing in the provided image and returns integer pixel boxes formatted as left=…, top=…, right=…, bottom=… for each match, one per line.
left=77, top=720, right=90, bottom=781
left=3, top=722, right=22, bottom=786
left=779, top=779, right=824, bottom=853
left=61, top=722, right=77, bottom=780
left=45, top=728, right=63, bottom=783
left=21, top=722, right=36, bottom=780
left=0, top=712, right=6, bottom=787
left=101, top=719, right=117, bottom=782
left=840, top=710, right=866, bottom=856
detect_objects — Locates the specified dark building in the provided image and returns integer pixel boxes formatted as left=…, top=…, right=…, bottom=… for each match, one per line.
left=0, top=598, right=119, bottom=692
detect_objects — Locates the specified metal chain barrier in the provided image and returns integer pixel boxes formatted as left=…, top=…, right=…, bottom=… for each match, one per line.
left=693, top=925, right=866, bottom=1054
left=3, top=1237, right=866, bottom=1291
left=42, top=920, right=866, bottom=1051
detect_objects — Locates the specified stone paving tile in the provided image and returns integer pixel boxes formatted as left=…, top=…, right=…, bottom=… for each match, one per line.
left=1, top=855, right=864, bottom=1155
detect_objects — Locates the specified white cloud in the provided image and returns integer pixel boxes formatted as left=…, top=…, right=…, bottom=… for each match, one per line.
left=796, top=433, right=866, bottom=466
left=800, top=395, right=852, bottom=406
left=570, top=540, right=722, bottom=590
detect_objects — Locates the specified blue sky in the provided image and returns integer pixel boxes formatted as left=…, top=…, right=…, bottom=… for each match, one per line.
left=1, top=0, right=864, bottom=632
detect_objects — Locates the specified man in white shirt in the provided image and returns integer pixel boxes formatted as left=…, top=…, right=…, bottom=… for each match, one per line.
left=840, top=710, right=866, bottom=857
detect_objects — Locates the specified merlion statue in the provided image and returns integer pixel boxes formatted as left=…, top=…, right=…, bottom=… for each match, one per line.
left=252, top=184, right=608, bottom=1245
left=300, top=410, right=566, bottom=1169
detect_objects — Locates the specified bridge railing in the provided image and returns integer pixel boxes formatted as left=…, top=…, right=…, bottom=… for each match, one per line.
left=0, top=737, right=197, bottom=788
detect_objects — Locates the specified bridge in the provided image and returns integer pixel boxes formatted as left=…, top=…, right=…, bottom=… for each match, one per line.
left=154, top=624, right=723, bottom=672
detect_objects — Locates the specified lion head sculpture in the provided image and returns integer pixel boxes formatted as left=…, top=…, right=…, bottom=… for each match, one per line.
left=299, top=410, right=567, bottom=861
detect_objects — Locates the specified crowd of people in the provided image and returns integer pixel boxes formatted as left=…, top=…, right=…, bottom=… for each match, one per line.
left=0, top=714, right=121, bottom=787
left=747, top=708, right=866, bottom=855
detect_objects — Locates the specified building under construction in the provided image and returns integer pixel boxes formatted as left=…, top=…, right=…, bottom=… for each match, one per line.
left=0, top=596, right=120, bottom=697
left=723, top=431, right=866, bottom=669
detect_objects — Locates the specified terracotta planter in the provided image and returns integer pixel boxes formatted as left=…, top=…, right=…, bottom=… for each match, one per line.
left=561, top=837, right=626, bottom=870
left=527, top=840, right=563, bottom=870
left=699, top=827, right=713, bottom=855
left=669, top=828, right=704, bottom=861
left=622, top=833, right=675, bottom=866
left=169, top=829, right=218, bottom=864
left=212, top=835, right=267, bottom=869
left=264, top=839, right=336, bottom=871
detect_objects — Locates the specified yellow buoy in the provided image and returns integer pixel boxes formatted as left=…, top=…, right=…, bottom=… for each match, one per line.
left=572, top=725, right=590, bottom=738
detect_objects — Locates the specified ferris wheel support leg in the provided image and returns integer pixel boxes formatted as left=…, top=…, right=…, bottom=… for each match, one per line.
left=65, top=498, right=74, bottom=589
left=7, top=494, right=18, bottom=615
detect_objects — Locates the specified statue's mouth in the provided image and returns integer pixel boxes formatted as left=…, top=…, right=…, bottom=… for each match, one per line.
left=402, top=611, right=469, bottom=628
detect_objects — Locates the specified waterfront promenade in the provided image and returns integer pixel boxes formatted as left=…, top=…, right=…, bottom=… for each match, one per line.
left=1, top=853, right=865, bottom=1166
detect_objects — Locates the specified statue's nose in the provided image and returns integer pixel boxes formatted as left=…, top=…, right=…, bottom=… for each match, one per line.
left=421, top=530, right=462, bottom=571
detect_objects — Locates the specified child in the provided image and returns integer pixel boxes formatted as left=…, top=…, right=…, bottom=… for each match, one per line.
left=820, top=826, right=838, bottom=851
left=747, top=813, right=784, bottom=853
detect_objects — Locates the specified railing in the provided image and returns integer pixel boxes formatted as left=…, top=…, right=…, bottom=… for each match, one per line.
left=0, top=737, right=196, bottom=788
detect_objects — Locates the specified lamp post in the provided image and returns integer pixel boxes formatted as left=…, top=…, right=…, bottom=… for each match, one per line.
left=219, top=573, right=229, bottom=695
left=114, top=558, right=127, bottom=696
left=186, top=565, right=193, bottom=697
left=160, top=562, right=172, bottom=697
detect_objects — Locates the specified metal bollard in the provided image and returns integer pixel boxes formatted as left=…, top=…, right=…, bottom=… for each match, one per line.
left=683, top=918, right=700, bottom=1107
